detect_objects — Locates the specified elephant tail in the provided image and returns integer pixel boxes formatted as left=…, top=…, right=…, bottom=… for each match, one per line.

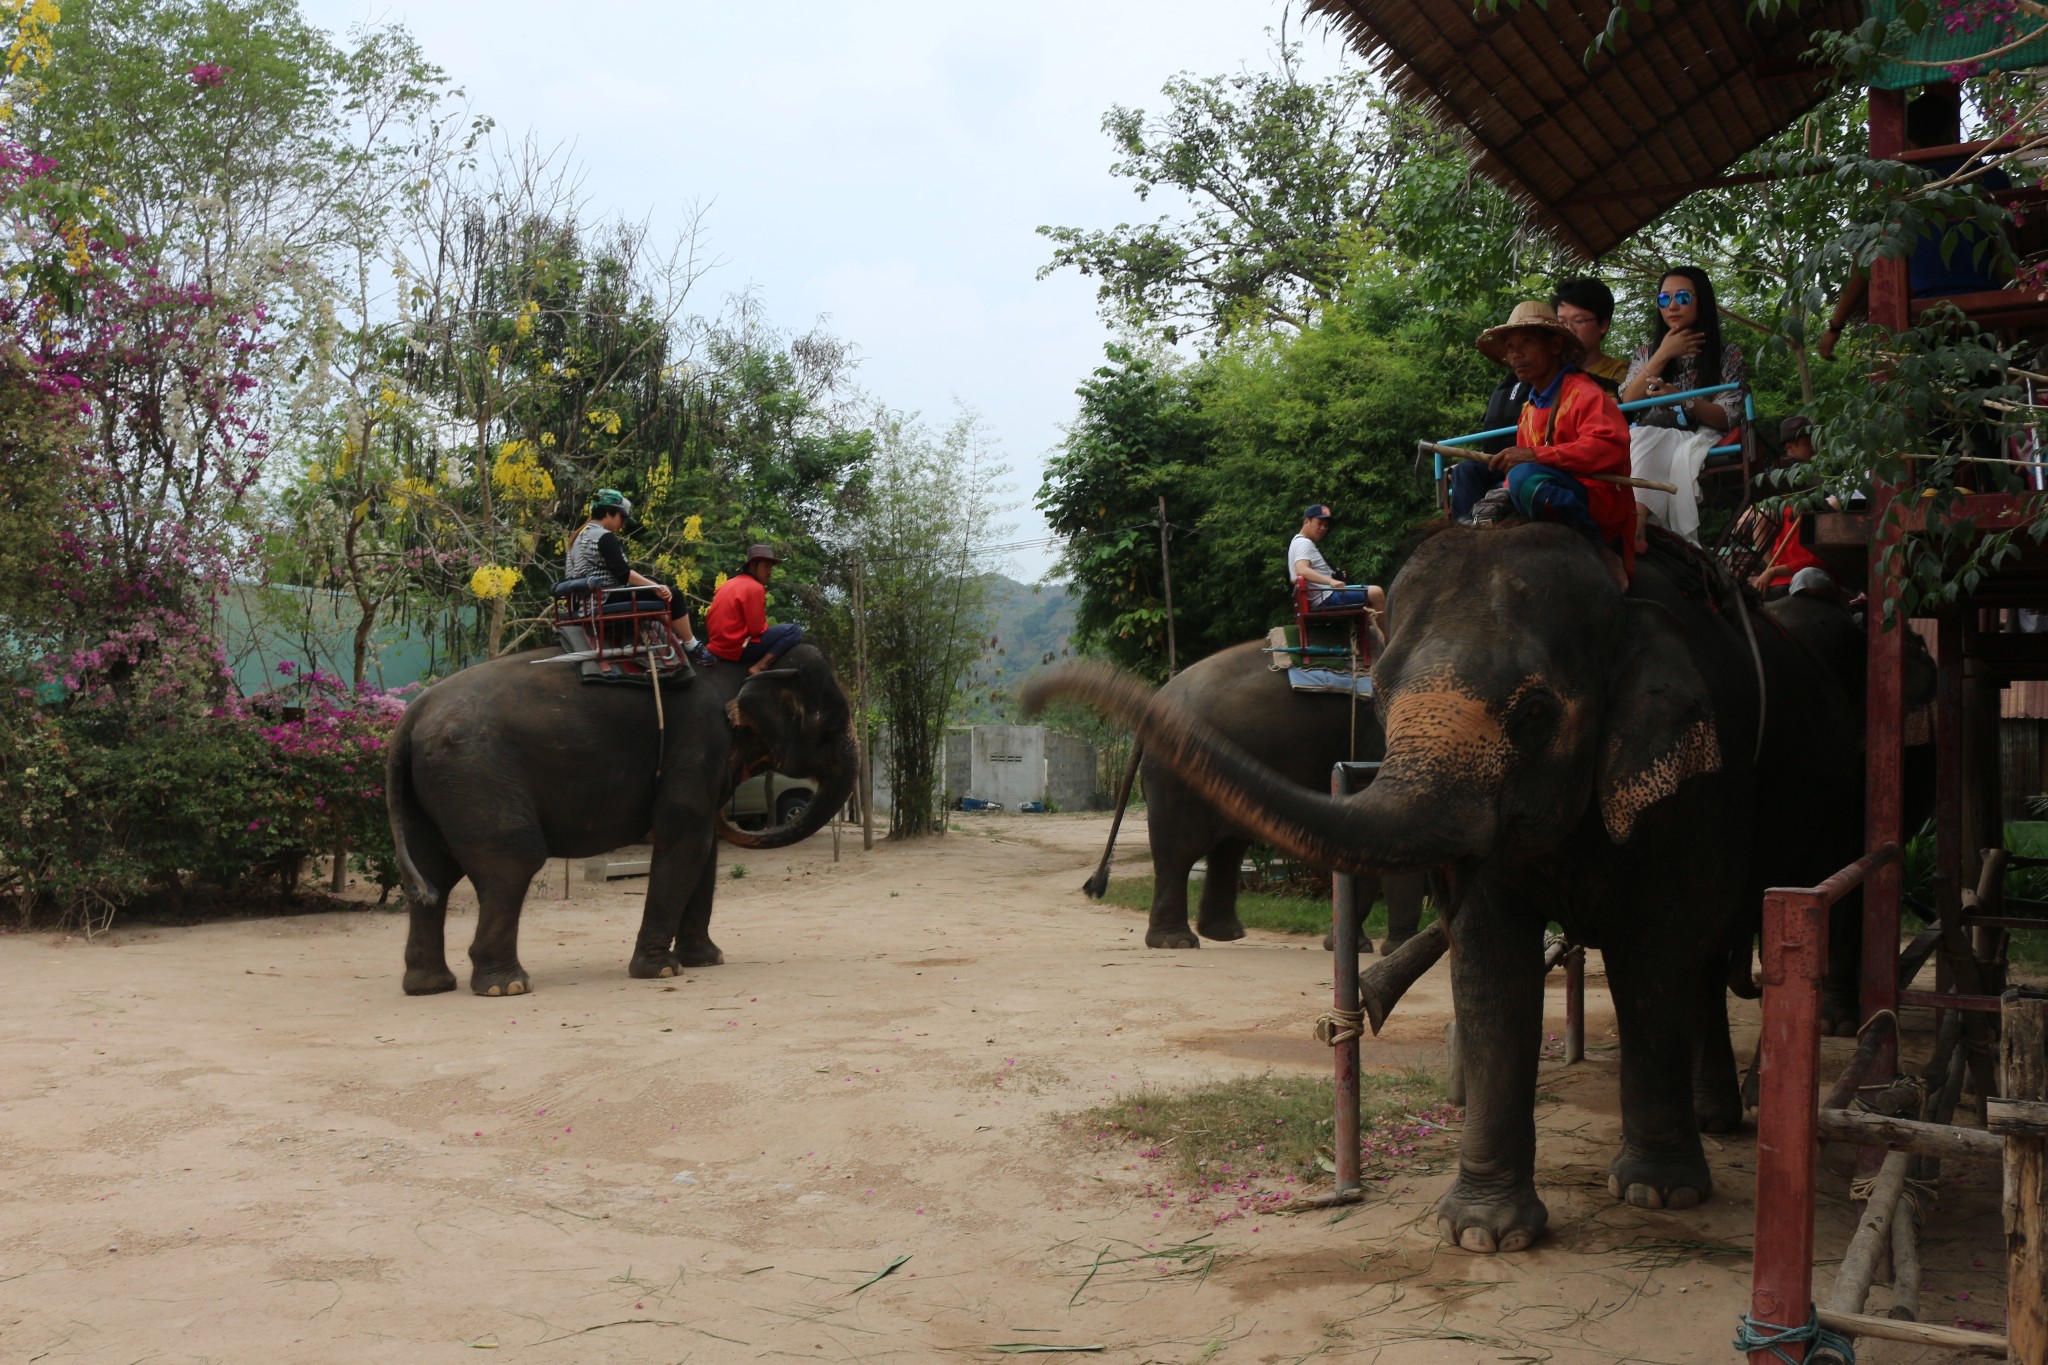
left=384, top=711, right=440, bottom=906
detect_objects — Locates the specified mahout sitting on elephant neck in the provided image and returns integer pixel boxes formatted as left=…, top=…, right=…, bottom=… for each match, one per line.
left=386, top=642, right=858, bottom=997
left=1023, top=518, right=1872, bottom=1253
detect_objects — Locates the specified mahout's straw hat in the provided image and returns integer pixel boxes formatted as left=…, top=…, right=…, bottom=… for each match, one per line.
left=1475, top=300, right=1586, bottom=366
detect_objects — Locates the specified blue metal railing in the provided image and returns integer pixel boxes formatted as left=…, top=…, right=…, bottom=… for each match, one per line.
left=1428, top=381, right=1752, bottom=487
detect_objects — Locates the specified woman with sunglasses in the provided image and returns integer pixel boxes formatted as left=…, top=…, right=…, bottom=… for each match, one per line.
left=1619, top=267, right=1744, bottom=431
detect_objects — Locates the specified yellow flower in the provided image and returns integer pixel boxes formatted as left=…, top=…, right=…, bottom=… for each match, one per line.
left=486, top=344, right=502, bottom=370
left=713, top=572, right=729, bottom=591
left=681, top=513, right=703, bottom=544
left=470, top=565, right=521, bottom=600
left=513, top=298, right=539, bottom=340
left=584, top=407, right=622, bottom=437
left=490, top=439, right=555, bottom=503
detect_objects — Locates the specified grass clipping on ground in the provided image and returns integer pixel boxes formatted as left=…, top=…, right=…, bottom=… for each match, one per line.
left=1074, top=1070, right=1458, bottom=1225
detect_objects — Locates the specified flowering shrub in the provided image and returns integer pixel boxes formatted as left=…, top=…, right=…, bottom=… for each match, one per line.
left=0, top=670, right=407, bottom=931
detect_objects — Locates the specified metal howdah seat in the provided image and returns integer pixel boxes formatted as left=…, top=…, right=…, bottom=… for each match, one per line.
left=1293, top=576, right=1374, bottom=671
left=549, top=576, right=677, bottom=670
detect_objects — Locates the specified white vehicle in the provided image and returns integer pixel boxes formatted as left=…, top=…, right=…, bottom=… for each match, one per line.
left=726, top=771, right=818, bottom=829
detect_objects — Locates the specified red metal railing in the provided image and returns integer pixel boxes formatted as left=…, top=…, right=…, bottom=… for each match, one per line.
left=1748, top=842, right=1901, bottom=1364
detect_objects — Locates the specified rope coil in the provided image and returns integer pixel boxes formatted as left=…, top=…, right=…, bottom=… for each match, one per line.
left=1313, top=1007, right=1365, bottom=1047
left=1732, top=1308, right=1856, bottom=1363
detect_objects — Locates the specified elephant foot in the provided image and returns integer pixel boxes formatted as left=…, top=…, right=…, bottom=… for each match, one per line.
left=1321, top=932, right=1377, bottom=953
left=629, top=949, right=684, bottom=979
left=677, top=940, right=724, bottom=967
left=1434, top=1180, right=1548, bottom=1254
left=1605, top=1146, right=1712, bottom=1211
left=403, top=964, right=457, bottom=996
left=1196, top=916, right=1245, bottom=943
left=1379, top=933, right=1414, bottom=956
left=469, top=965, right=531, bottom=997
left=1145, top=926, right=1201, bottom=949
left=1821, top=984, right=1862, bottom=1037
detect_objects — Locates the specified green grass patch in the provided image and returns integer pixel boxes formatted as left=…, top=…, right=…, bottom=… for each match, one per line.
left=1075, top=1069, right=1452, bottom=1190
left=1099, top=874, right=1438, bottom=938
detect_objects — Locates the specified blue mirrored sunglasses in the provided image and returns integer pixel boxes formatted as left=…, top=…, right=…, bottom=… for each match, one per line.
left=1656, top=289, right=1695, bottom=308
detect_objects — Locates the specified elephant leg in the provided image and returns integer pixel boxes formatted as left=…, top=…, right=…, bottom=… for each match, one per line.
left=1691, top=958, right=1744, bottom=1132
left=1434, top=882, right=1549, bottom=1254
left=1195, top=837, right=1249, bottom=943
left=401, top=831, right=463, bottom=996
left=1380, top=871, right=1426, bottom=954
left=1325, top=871, right=1379, bottom=953
left=1144, top=827, right=1202, bottom=949
left=1601, top=937, right=1716, bottom=1210
left=465, top=855, right=541, bottom=996
left=634, top=825, right=721, bottom=974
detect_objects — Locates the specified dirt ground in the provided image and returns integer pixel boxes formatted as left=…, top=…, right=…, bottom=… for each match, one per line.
left=0, top=812, right=2013, bottom=1364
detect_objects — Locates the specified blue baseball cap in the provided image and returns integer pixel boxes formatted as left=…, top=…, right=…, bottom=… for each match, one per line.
left=1303, top=503, right=1333, bottom=521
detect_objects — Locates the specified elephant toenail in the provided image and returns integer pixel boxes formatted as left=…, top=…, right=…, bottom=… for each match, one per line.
left=485, top=984, right=502, bottom=997
left=1459, top=1227, right=1497, bottom=1254
left=659, top=965, right=675, bottom=977
left=1665, top=1186, right=1705, bottom=1210
left=1437, top=1216, right=1458, bottom=1245
left=1499, top=1229, right=1533, bottom=1252
left=507, top=981, right=526, bottom=995
left=1606, top=1174, right=1623, bottom=1200
left=1626, top=1183, right=1664, bottom=1209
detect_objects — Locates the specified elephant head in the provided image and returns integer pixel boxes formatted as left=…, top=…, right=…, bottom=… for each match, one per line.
left=1023, top=524, right=1725, bottom=884
left=714, top=642, right=861, bottom=849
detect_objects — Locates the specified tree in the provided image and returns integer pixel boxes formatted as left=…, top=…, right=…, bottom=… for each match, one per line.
left=849, top=411, right=1005, bottom=837
left=1038, top=40, right=1418, bottom=341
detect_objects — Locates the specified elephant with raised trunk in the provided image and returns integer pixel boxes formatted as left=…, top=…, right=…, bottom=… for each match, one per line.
left=1026, top=525, right=1866, bottom=1254
left=1135, top=640, right=1424, bottom=953
left=386, top=643, right=857, bottom=996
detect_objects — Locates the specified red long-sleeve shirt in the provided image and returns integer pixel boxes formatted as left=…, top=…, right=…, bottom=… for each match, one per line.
left=1517, top=370, right=1633, bottom=544
left=705, top=572, right=768, bottom=662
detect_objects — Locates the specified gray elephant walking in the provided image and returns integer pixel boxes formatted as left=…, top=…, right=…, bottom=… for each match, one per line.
left=1135, top=640, right=1425, bottom=952
left=386, top=643, right=857, bottom=996
left=1027, top=525, right=1867, bottom=1254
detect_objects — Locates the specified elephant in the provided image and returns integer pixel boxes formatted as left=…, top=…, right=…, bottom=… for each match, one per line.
left=1024, top=524, right=1868, bottom=1254
left=385, top=642, right=858, bottom=996
left=1136, top=639, right=1425, bottom=953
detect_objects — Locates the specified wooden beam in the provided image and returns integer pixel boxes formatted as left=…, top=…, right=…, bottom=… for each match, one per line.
left=1815, top=1308, right=2007, bottom=1357
left=1816, top=1106, right=2005, bottom=1161
left=2002, top=989, right=2048, bottom=1364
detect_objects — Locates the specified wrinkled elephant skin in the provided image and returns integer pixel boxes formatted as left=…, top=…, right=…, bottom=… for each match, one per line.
left=385, top=643, right=857, bottom=995
left=1140, top=641, right=1424, bottom=951
left=1025, top=526, right=1868, bottom=1253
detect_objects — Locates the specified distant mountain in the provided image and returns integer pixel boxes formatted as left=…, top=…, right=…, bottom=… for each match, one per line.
left=958, top=574, right=1075, bottom=724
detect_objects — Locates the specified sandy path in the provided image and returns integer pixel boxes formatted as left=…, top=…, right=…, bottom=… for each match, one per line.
left=0, top=813, right=2007, bottom=1363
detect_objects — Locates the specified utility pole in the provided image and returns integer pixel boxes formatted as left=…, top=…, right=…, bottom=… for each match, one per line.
left=853, top=551, right=874, bottom=852
left=1157, top=495, right=1178, bottom=675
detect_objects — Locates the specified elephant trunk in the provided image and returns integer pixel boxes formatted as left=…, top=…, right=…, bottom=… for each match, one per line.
left=1021, top=662, right=1484, bottom=876
left=714, top=732, right=859, bottom=850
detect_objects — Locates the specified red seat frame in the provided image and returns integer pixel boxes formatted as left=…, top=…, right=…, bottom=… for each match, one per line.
left=1292, top=576, right=1374, bottom=670
left=551, top=582, right=676, bottom=668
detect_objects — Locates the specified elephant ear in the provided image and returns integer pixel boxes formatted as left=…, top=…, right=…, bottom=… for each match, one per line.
left=1599, top=601, right=1723, bottom=844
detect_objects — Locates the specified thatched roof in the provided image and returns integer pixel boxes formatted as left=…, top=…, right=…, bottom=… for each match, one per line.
left=1309, top=0, right=1861, bottom=259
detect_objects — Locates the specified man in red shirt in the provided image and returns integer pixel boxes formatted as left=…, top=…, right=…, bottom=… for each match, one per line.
left=705, top=543, right=805, bottom=674
left=1450, top=301, right=1632, bottom=581
left=1751, top=418, right=1831, bottom=596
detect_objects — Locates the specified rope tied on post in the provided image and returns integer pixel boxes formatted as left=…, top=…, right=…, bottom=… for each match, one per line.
left=1732, top=1308, right=1857, bottom=1363
left=1313, top=1006, right=1365, bottom=1048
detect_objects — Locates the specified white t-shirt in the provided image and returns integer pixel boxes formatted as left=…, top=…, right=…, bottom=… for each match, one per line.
left=1287, top=533, right=1338, bottom=605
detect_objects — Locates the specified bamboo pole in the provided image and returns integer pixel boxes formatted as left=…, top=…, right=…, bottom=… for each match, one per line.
left=1889, top=1196, right=1922, bottom=1322
left=1813, top=1308, right=2007, bottom=1357
left=1821, top=1149, right=1912, bottom=1318
left=1814, top=1107, right=2004, bottom=1162
left=853, top=553, right=873, bottom=853
left=2002, top=989, right=2047, bottom=1364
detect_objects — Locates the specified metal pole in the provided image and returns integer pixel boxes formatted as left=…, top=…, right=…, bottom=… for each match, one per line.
left=1748, top=887, right=1828, bottom=1364
left=1156, top=496, right=1177, bottom=676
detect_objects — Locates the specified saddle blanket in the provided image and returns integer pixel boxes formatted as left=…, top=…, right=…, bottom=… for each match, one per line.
left=1288, top=666, right=1373, bottom=698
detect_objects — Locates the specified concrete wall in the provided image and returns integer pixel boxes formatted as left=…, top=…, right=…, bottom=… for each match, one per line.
left=1046, top=732, right=1101, bottom=811
left=968, top=725, right=1046, bottom=810
left=944, top=730, right=971, bottom=805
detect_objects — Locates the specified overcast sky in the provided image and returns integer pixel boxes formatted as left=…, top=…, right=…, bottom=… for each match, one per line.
left=299, top=0, right=1356, bottom=581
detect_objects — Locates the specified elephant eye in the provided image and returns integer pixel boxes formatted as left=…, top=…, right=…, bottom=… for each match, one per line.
left=1504, top=690, right=1561, bottom=751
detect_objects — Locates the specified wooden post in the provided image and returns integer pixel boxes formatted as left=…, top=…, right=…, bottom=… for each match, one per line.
left=1750, top=887, right=1827, bottom=1363
left=1822, top=1148, right=1912, bottom=1318
left=1864, top=481, right=1905, bottom=1089
left=853, top=552, right=874, bottom=852
left=1564, top=945, right=1585, bottom=1064
left=1156, top=496, right=1177, bottom=676
left=2000, top=989, right=2048, bottom=1363
left=1329, top=763, right=1361, bottom=1200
